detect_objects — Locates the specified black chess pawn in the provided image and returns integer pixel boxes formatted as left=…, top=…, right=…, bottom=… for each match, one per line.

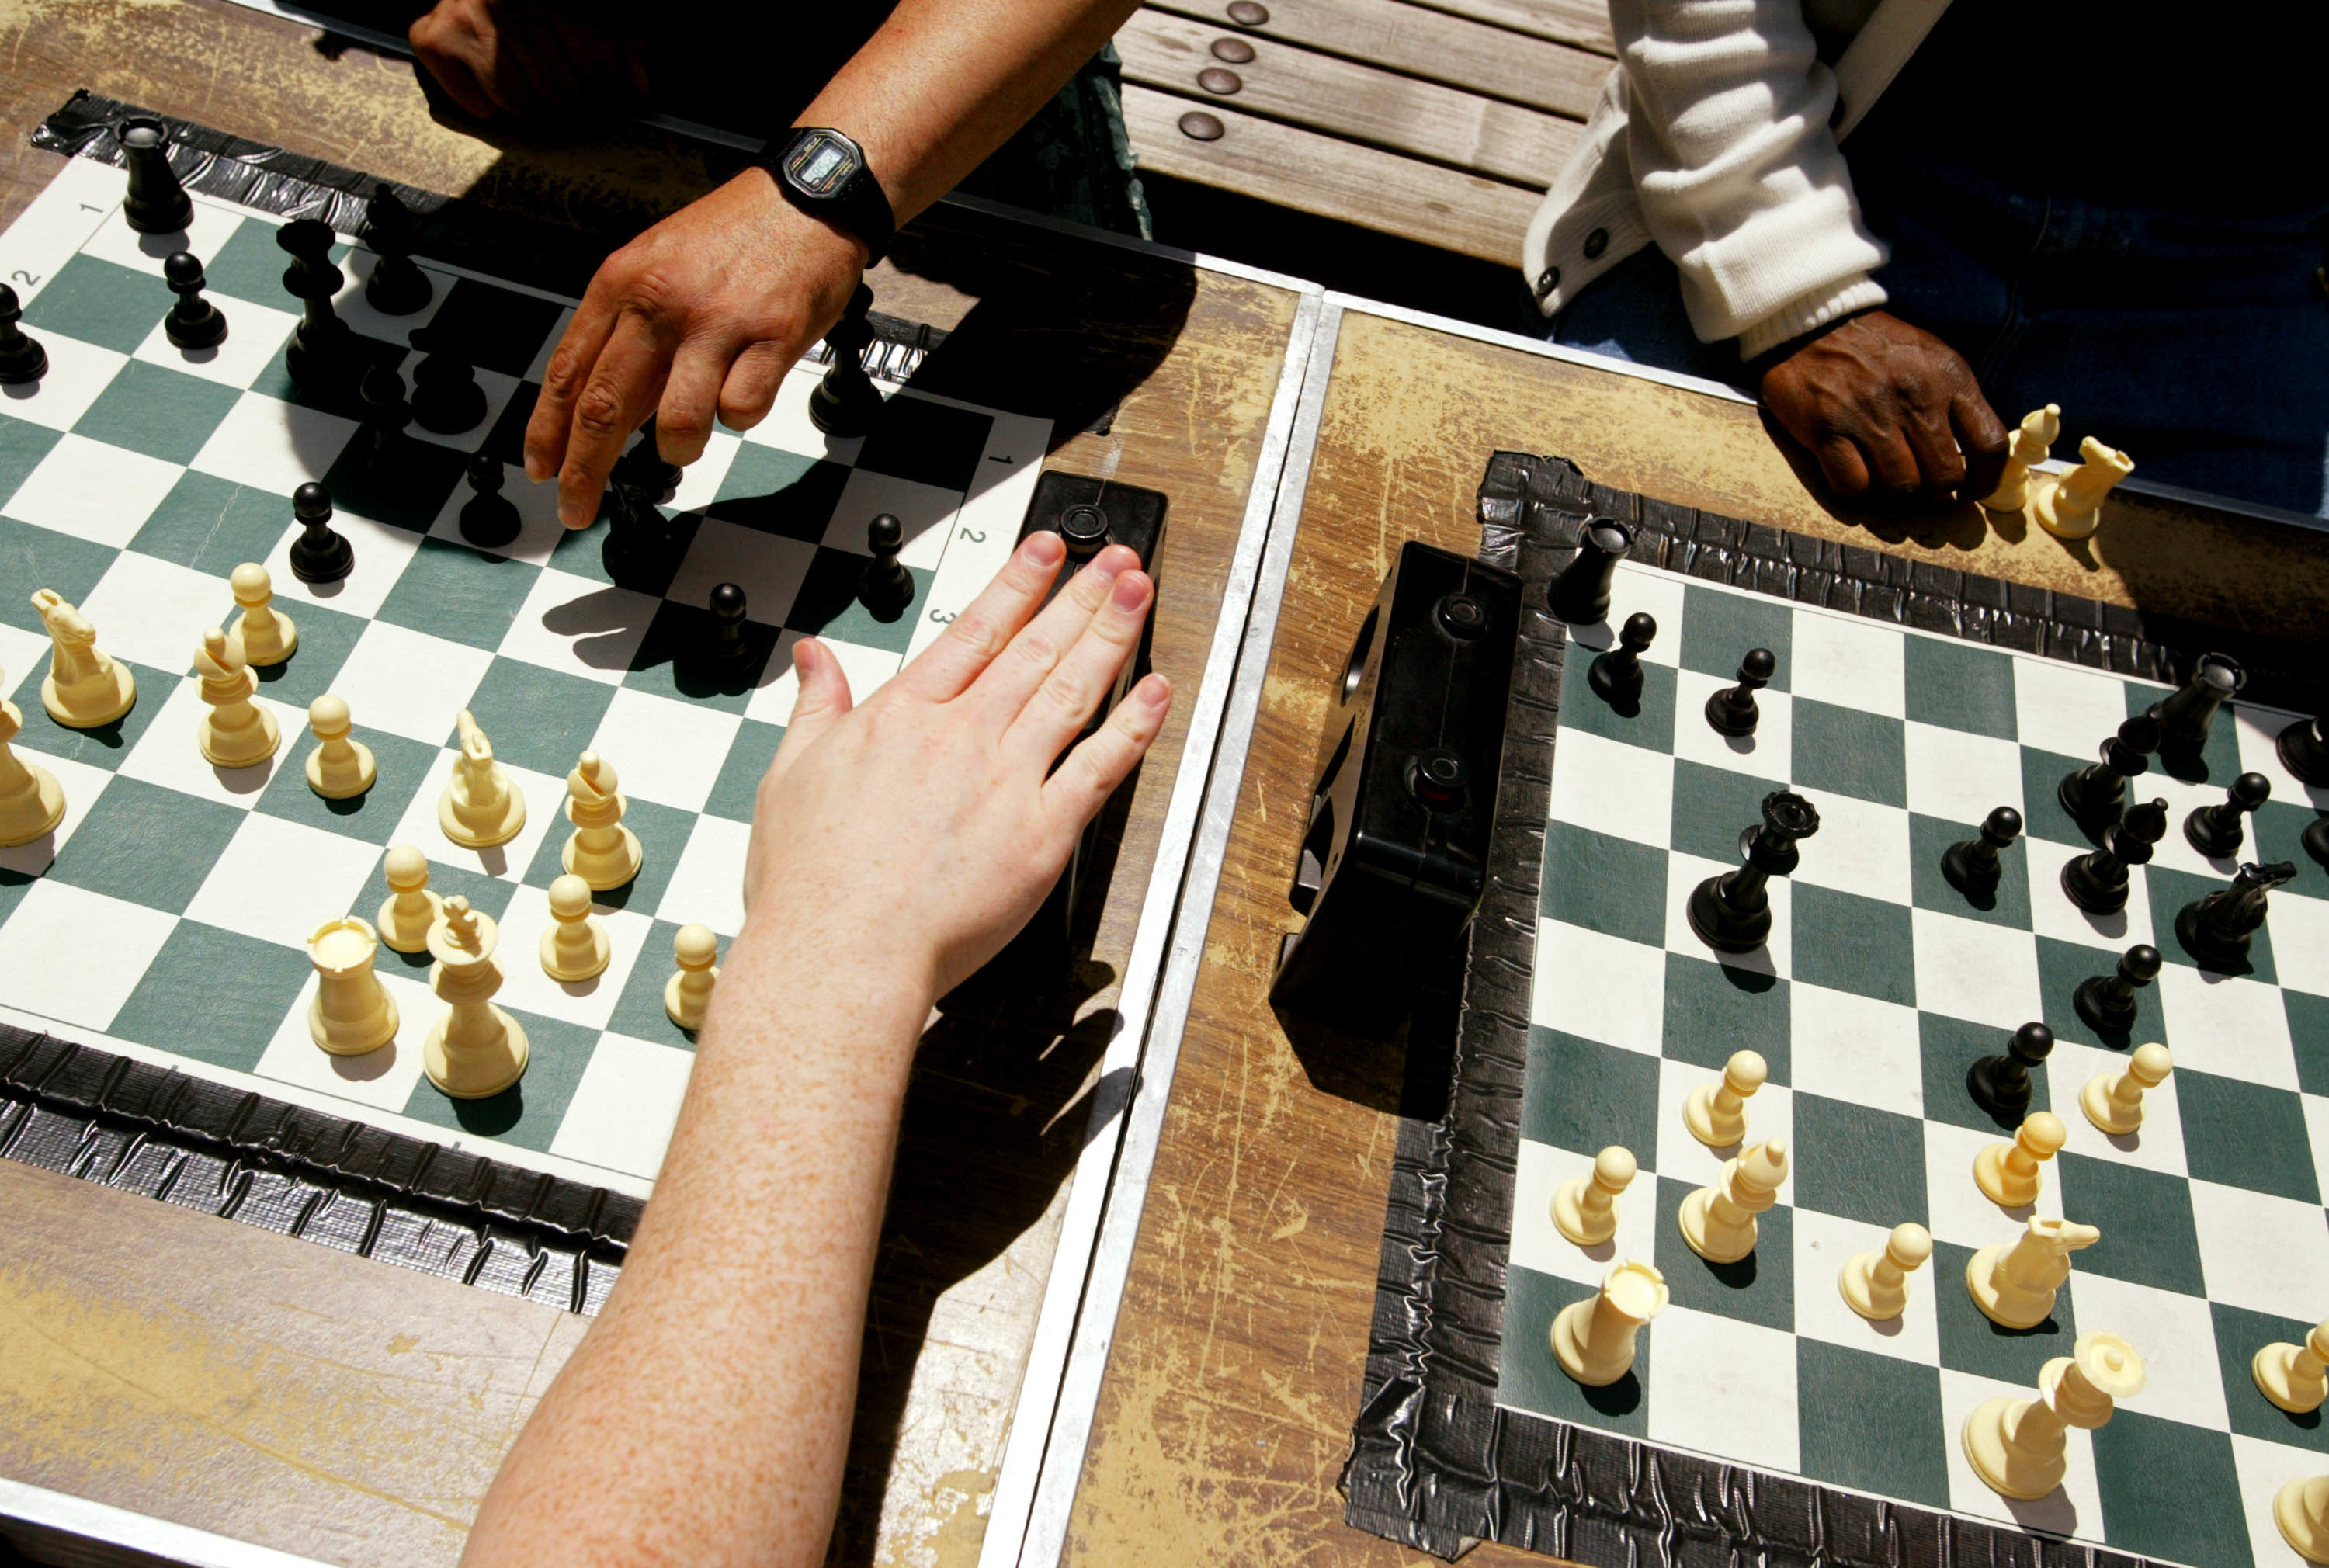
left=2185, top=772, right=2272, bottom=859
left=612, top=418, right=683, bottom=502
left=2151, top=653, right=2244, bottom=753
left=458, top=449, right=521, bottom=550
left=161, top=251, right=227, bottom=351
left=1589, top=612, right=1656, bottom=708
left=2074, top=943, right=2161, bottom=1036
left=287, top=481, right=353, bottom=585
left=2059, top=712, right=2162, bottom=827
left=0, top=284, right=47, bottom=385
left=705, top=582, right=755, bottom=678
left=118, top=116, right=193, bottom=234
left=808, top=283, right=882, bottom=437
left=2176, top=859, right=2298, bottom=972
left=1942, top=806, right=2022, bottom=900
left=1685, top=789, right=1820, bottom=953
left=276, top=219, right=355, bottom=393
left=859, top=513, right=915, bottom=619
left=356, top=363, right=412, bottom=474
left=359, top=184, right=433, bottom=315
left=1967, top=1022, right=2054, bottom=1124
left=2060, top=797, right=2166, bottom=914
left=2280, top=713, right=2329, bottom=786
left=1547, top=517, right=1634, bottom=624
left=1705, top=648, right=1775, bottom=737
left=2303, top=814, right=2329, bottom=869
left=408, top=326, right=485, bottom=434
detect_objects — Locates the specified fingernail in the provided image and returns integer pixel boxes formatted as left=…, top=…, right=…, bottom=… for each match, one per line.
left=1136, top=672, right=1171, bottom=707
left=793, top=637, right=818, bottom=675
left=1022, top=531, right=1064, bottom=564
left=1111, top=571, right=1150, bottom=609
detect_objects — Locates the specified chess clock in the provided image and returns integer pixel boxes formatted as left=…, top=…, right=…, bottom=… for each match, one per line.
left=1270, top=540, right=1521, bottom=1032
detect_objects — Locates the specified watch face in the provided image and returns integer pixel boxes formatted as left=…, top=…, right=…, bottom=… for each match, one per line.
left=785, top=130, right=863, bottom=197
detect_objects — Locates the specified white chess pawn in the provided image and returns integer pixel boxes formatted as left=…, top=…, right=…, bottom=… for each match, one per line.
left=193, top=626, right=279, bottom=768
left=422, top=896, right=529, bottom=1098
left=224, top=562, right=297, bottom=668
left=377, top=844, right=443, bottom=954
left=439, top=708, right=525, bottom=848
left=1678, top=1137, right=1786, bottom=1264
left=1974, top=1109, right=2066, bottom=1208
left=2080, top=1042, right=2171, bottom=1135
left=2281, top=1476, right=2329, bottom=1566
left=1967, top=1215, right=2101, bottom=1329
left=539, top=873, right=610, bottom=982
left=1685, top=1049, right=1765, bottom=1147
left=1981, top=403, right=2060, bottom=511
left=307, top=915, right=397, bottom=1056
left=1552, top=1145, right=1636, bottom=1247
left=0, top=668, right=65, bottom=848
left=665, top=923, right=719, bottom=1029
left=304, top=694, right=376, bottom=800
left=2032, top=435, right=2134, bottom=540
left=562, top=751, right=642, bottom=890
left=2255, top=1319, right=2329, bottom=1415
left=1550, top=1260, right=1667, bottom=1387
left=1839, top=1222, right=1932, bottom=1321
left=1963, top=1331, right=2145, bottom=1500
left=31, top=588, right=135, bottom=729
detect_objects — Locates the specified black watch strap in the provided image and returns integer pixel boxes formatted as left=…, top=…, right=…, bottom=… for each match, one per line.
left=762, top=127, right=894, bottom=266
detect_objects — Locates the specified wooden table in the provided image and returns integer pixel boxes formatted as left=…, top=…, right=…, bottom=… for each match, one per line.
left=0, top=5, right=1313, bottom=1566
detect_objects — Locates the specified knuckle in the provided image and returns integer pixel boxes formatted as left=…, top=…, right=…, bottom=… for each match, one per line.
left=658, top=407, right=709, bottom=446
left=574, top=383, right=627, bottom=438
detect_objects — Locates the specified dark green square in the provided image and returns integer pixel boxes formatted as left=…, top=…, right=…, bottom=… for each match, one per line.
left=1678, top=585, right=1792, bottom=692
left=367, top=852, right=514, bottom=975
left=319, top=432, right=470, bottom=533
left=377, top=538, right=540, bottom=650
left=0, top=412, right=63, bottom=505
left=1520, top=1027, right=1660, bottom=1157
left=2018, top=747, right=2097, bottom=849
left=130, top=471, right=294, bottom=573
left=241, top=598, right=367, bottom=709
left=1539, top=823, right=1668, bottom=949
left=254, top=723, right=439, bottom=843
left=1792, top=1092, right=1927, bottom=1226
left=1669, top=758, right=1775, bottom=866
left=455, top=657, right=616, bottom=777
left=1792, top=699, right=1906, bottom=808
left=856, top=396, right=991, bottom=494
left=520, top=793, right=694, bottom=917
left=1652, top=1175, right=1793, bottom=1329
left=19, top=254, right=158, bottom=354
left=2177, top=1069, right=2318, bottom=1203
left=8, top=660, right=169, bottom=772
left=2126, top=682, right=2244, bottom=790
left=1908, top=812, right=2032, bottom=929
left=109, top=919, right=314, bottom=1072
left=706, top=447, right=850, bottom=543
left=1557, top=643, right=1675, bottom=751
left=424, top=279, right=565, bottom=377
left=398, top=1007, right=598, bottom=1150
left=2091, top=1412, right=2247, bottom=1568
left=2214, top=1301, right=2329, bottom=1453
left=2054, top=1152, right=2206, bottom=1294
left=2251, top=800, right=2329, bottom=900
left=249, top=331, right=408, bottom=424
left=1904, top=637, right=2017, bottom=741
left=0, top=518, right=116, bottom=633
left=200, top=220, right=349, bottom=309
left=2149, top=862, right=2277, bottom=983
left=1494, top=1264, right=1648, bottom=1433
left=2291, top=992, right=2329, bottom=1091
left=1793, top=1339, right=1949, bottom=1508
left=621, top=600, right=777, bottom=713
left=44, top=776, right=242, bottom=913
left=1660, top=954, right=1786, bottom=1077
left=703, top=717, right=784, bottom=823
left=71, top=359, right=239, bottom=466
left=1919, top=1011, right=2046, bottom=1134
left=1792, top=884, right=1914, bottom=1007
left=606, top=918, right=733, bottom=1046
left=1932, top=1238, right=2077, bottom=1381
left=784, top=546, right=928, bottom=654
left=2036, top=934, right=2164, bottom=1051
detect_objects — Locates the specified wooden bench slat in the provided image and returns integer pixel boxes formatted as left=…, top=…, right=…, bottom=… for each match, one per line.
left=1145, top=0, right=1609, bottom=120
left=1400, top=0, right=1614, bottom=55
left=1123, top=82, right=1542, bottom=264
left=1119, top=10, right=1579, bottom=186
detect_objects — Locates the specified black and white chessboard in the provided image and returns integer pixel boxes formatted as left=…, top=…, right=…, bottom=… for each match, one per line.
left=0, top=152, right=1047, bottom=1195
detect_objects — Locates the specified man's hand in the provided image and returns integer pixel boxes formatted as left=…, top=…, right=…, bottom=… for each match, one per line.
left=1759, top=311, right=2009, bottom=504
left=523, top=170, right=867, bottom=530
left=408, top=0, right=649, bottom=120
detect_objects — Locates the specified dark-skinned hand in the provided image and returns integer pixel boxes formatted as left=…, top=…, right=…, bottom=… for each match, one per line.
left=1758, top=310, right=2009, bottom=504
left=408, top=0, right=650, bottom=121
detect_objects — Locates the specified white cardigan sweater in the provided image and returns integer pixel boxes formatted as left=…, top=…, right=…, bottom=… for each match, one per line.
left=1522, top=0, right=1954, bottom=359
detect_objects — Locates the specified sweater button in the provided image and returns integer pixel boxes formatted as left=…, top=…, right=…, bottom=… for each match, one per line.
left=1534, top=266, right=1560, bottom=298
left=1583, top=227, right=1609, bottom=260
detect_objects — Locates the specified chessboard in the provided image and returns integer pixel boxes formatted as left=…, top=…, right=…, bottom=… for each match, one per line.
left=1345, top=458, right=2329, bottom=1568
left=0, top=145, right=1047, bottom=1194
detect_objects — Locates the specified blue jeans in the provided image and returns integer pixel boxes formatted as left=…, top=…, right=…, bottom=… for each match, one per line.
left=1531, top=150, right=2329, bottom=516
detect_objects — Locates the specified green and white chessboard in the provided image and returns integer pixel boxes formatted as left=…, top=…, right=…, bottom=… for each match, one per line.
left=0, top=155, right=1047, bottom=1195
left=1496, top=560, right=2329, bottom=1568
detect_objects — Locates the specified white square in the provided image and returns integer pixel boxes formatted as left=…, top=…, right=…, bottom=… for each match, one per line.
left=424, top=460, right=570, bottom=565
left=1790, top=789, right=1910, bottom=904
left=404, top=366, right=521, bottom=450
left=1793, top=609, right=1904, bottom=717
left=2024, top=834, right=2157, bottom=952
left=0, top=332, right=129, bottom=432
left=2015, top=657, right=2129, bottom=761
left=0, top=158, right=127, bottom=309
left=0, top=751, right=114, bottom=878
left=665, top=518, right=816, bottom=625
left=1601, top=562, right=1686, bottom=667
left=258, top=509, right=422, bottom=621
left=587, top=687, right=741, bottom=813
left=2233, top=1433, right=2327, bottom=1568
left=1790, top=1207, right=1940, bottom=1366
left=0, top=622, right=50, bottom=690
left=657, top=813, right=752, bottom=936
left=4, top=432, right=184, bottom=547
left=382, top=750, right=567, bottom=883
left=1924, top=1118, right=2062, bottom=1250
left=828, top=470, right=968, bottom=568
left=1546, top=727, right=1674, bottom=850
left=1507, top=1140, right=1660, bottom=1288
left=2236, top=702, right=2329, bottom=811
left=331, top=252, right=455, bottom=343
left=1665, top=848, right=1789, bottom=980
left=83, top=549, right=238, bottom=672
left=182, top=813, right=386, bottom=953
left=1654, top=1056, right=1793, bottom=1202
left=1939, top=1367, right=2099, bottom=1540
left=2060, top=1271, right=2227, bottom=1429
left=0, top=878, right=178, bottom=1030
left=2268, top=891, right=2329, bottom=999
left=737, top=366, right=865, bottom=465
left=663, top=428, right=742, bottom=514
left=548, top=1031, right=695, bottom=1181
left=80, top=199, right=246, bottom=280
left=742, top=630, right=898, bottom=727
left=252, top=964, right=438, bottom=1112
left=2188, top=1179, right=2329, bottom=1320
left=489, top=882, right=657, bottom=1029
left=2047, top=1039, right=2186, bottom=1178
left=191, top=390, right=359, bottom=500
left=494, top=567, right=658, bottom=685
left=327, top=621, right=493, bottom=748
left=1903, top=721, right=2024, bottom=825
left=1791, top=982, right=1924, bottom=1120
left=128, top=297, right=300, bottom=391
left=2157, top=964, right=2299, bottom=1089
left=1530, top=918, right=1668, bottom=1055
left=1909, top=907, right=2043, bottom=1029
left=113, top=676, right=307, bottom=809
left=1671, top=668, right=1792, bottom=783
left=1643, top=1305, right=1799, bottom=1474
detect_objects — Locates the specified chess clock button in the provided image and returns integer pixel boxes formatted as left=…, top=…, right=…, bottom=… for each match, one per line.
left=1059, top=502, right=1110, bottom=556
left=1435, top=594, right=1487, bottom=639
left=1583, top=227, right=1609, bottom=259
left=1408, top=751, right=1468, bottom=808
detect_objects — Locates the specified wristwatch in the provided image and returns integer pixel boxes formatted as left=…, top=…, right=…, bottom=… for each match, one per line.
left=762, top=127, right=894, bottom=265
